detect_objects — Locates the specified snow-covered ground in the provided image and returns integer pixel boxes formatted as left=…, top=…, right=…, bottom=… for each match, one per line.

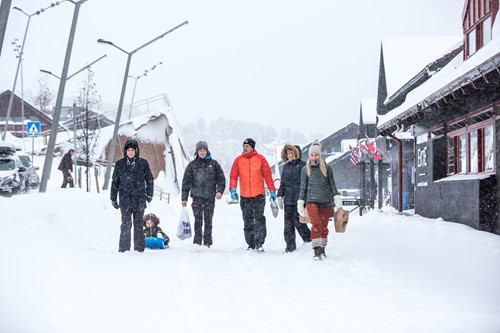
left=1, top=161, right=500, bottom=333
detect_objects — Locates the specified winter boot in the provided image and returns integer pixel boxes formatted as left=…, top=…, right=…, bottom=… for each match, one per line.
left=320, top=246, right=326, bottom=258
left=313, top=246, right=322, bottom=261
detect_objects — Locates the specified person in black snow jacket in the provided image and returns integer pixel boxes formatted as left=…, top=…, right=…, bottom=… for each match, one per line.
left=58, top=148, right=74, bottom=188
left=111, top=139, right=154, bottom=253
left=181, top=141, right=226, bottom=248
left=277, top=144, right=311, bottom=252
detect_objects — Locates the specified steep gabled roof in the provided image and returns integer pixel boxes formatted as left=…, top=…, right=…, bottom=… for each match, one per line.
left=378, top=18, right=500, bottom=134
left=361, top=98, right=377, bottom=124
left=382, top=36, right=461, bottom=103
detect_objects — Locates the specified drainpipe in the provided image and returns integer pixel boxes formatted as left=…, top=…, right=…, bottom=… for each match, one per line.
left=386, top=133, right=402, bottom=213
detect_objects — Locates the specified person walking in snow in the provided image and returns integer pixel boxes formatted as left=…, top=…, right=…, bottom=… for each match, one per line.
left=297, top=141, right=343, bottom=260
left=58, top=148, right=75, bottom=188
left=111, top=139, right=154, bottom=253
left=181, top=141, right=226, bottom=248
left=229, top=138, right=277, bottom=252
left=277, top=144, right=311, bottom=252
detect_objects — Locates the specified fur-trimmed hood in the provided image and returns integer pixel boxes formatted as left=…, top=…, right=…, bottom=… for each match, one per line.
left=281, top=144, right=300, bottom=162
left=143, top=213, right=160, bottom=226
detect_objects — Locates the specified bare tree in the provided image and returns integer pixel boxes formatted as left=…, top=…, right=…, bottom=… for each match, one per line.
left=32, top=76, right=54, bottom=115
left=75, top=68, right=102, bottom=192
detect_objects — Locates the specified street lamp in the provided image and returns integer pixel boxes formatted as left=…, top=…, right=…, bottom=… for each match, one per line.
left=39, top=0, right=87, bottom=193
left=11, top=38, right=26, bottom=138
left=2, top=1, right=68, bottom=141
left=40, top=54, right=107, bottom=186
left=128, top=61, right=163, bottom=119
left=98, top=20, right=188, bottom=191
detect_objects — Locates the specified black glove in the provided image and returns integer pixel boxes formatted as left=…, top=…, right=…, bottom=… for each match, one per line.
left=111, top=200, right=119, bottom=209
left=146, top=196, right=153, bottom=203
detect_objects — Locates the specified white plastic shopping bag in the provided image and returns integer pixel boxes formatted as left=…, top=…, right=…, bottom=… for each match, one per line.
left=176, top=207, right=192, bottom=240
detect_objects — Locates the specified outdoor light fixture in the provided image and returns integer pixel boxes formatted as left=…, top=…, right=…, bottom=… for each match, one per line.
left=98, top=20, right=188, bottom=190
left=2, top=0, right=69, bottom=141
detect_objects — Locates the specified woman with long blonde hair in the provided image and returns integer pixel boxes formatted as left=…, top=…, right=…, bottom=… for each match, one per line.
left=297, top=142, right=343, bottom=260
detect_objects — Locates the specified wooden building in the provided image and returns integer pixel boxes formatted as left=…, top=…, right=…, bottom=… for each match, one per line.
left=0, top=90, right=52, bottom=137
left=378, top=0, right=499, bottom=234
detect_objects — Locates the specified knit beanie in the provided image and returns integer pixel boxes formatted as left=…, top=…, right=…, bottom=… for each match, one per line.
left=195, top=141, right=208, bottom=153
left=309, top=142, right=322, bottom=156
left=243, top=138, right=256, bottom=149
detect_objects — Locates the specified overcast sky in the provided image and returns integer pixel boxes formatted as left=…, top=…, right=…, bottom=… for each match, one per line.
left=0, top=0, right=464, bottom=137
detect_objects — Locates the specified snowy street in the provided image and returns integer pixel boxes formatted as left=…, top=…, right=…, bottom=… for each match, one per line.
left=1, top=184, right=499, bottom=333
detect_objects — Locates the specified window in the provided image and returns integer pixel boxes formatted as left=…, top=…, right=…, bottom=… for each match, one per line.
left=470, top=131, right=478, bottom=173
left=458, top=134, right=467, bottom=173
left=484, top=126, right=494, bottom=171
left=482, top=16, right=492, bottom=45
left=447, top=137, right=455, bottom=174
left=468, top=28, right=477, bottom=56
left=445, top=109, right=495, bottom=175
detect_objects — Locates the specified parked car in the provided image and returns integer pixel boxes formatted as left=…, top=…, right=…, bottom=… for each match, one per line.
left=0, top=142, right=29, bottom=197
left=16, top=150, right=40, bottom=189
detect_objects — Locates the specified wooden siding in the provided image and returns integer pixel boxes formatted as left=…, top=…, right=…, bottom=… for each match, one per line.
left=463, top=0, right=493, bottom=31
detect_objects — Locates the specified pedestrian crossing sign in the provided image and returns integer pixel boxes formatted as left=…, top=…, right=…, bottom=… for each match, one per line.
left=27, top=121, right=41, bottom=137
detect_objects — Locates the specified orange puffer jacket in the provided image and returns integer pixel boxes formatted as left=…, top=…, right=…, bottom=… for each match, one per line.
left=230, top=150, right=276, bottom=198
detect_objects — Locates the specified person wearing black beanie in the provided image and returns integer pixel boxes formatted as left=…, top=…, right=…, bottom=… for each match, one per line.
left=229, top=137, right=277, bottom=252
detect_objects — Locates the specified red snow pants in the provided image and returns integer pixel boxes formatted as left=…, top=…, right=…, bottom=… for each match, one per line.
left=306, top=203, right=332, bottom=240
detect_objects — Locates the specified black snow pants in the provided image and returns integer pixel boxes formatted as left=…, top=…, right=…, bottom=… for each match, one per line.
left=119, top=208, right=145, bottom=252
left=191, top=197, right=215, bottom=246
left=284, top=204, right=311, bottom=252
left=240, top=194, right=266, bottom=249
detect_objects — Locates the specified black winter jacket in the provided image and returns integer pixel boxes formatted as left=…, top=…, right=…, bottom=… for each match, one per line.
left=110, top=140, right=154, bottom=211
left=181, top=155, right=226, bottom=201
left=278, top=158, right=306, bottom=205
left=58, top=150, right=73, bottom=171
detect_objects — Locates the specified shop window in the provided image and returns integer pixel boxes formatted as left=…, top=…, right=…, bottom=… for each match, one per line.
left=447, top=137, right=455, bottom=174
left=484, top=126, right=494, bottom=171
left=470, top=131, right=478, bottom=173
left=445, top=109, right=495, bottom=176
left=459, top=134, right=467, bottom=173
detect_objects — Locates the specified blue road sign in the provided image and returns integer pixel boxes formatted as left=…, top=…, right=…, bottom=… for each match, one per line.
left=27, top=121, right=41, bottom=137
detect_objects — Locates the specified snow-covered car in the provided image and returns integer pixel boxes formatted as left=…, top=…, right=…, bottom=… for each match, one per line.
left=16, top=150, right=40, bottom=189
left=0, top=148, right=29, bottom=197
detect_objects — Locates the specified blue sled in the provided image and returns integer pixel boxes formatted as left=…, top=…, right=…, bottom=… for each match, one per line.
left=145, top=237, right=169, bottom=249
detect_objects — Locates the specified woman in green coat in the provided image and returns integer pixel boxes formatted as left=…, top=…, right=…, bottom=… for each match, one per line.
left=298, top=142, right=343, bottom=260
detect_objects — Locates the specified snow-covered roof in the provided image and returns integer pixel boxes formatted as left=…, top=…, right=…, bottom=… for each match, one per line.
left=382, top=36, right=461, bottom=102
left=379, top=19, right=500, bottom=132
left=361, top=98, right=377, bottom=124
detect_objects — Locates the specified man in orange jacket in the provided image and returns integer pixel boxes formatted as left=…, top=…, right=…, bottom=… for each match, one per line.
left=230, top=138, right=277, bottom=252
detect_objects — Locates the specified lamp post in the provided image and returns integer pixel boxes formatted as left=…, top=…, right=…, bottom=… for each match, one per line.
left=40, top=54, right=107, bottom=180
left=12, top=38, right=25, bottom=138
left=39, top=0, right=87, bottom=193
left=98, top=20, right=188, bottom=191
left=128, top=61, right=163, bottom=119
left=2, top=1, right=68, bottom=141
left=0, top=0, right=13, bottom=60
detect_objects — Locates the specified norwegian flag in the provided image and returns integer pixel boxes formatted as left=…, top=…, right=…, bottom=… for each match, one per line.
left=366, top=137, right=383, bottom=160
left=348, top=144, right=360, bottom=167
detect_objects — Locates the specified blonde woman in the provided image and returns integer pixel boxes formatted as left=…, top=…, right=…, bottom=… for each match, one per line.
left=297, top=142, right=343, bottom=260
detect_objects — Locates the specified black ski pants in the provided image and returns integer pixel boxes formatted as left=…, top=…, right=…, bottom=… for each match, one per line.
left=240, top=194, right=266, bottom=249
left=119, top=208, right=145, bottom=252
left=284, top=204, right=311, bottom=251
left=191, top=197, right=215, bottom=246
